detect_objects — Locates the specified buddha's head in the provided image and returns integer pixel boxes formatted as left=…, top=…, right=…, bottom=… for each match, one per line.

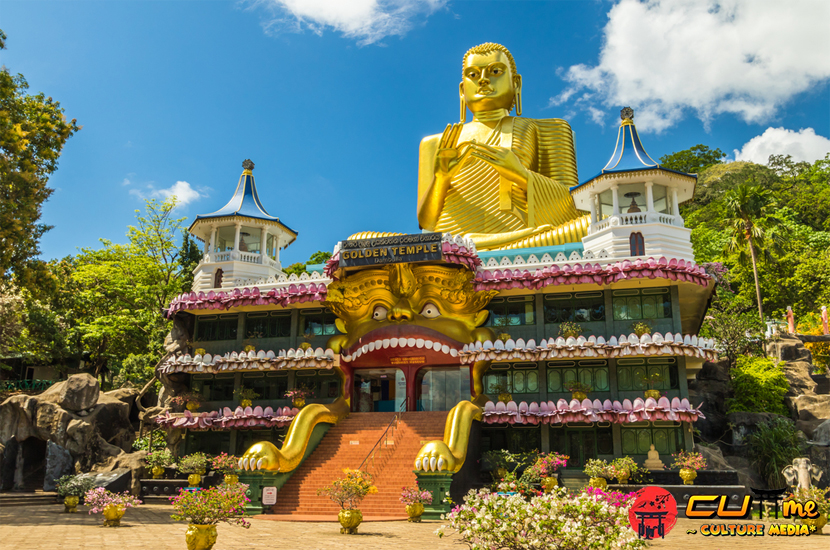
left=460, top=42, right=521, bottom=115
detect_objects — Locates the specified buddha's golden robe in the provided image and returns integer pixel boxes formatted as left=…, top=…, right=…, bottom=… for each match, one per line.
left=417, top=117, right=589, bottom=250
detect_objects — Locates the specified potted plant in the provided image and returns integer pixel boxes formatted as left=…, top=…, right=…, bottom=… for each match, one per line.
left=300, top=329, right=315, bottom=350
left=400, top=484, right=433, bottom=522
left=170, top=484, right=251, bottom=550
left=632, top=321, right=652, bottom=337
left=641, top=373, right=663, bottom=399
left=565, top=380, right=592, bottom=401
left=491, top=315, right=512, bottom=342
left=481, top=449, right=512, bottom=480
left=285, top=385, right=313, bottom=409
left=84, top=487, right=142, bottom=527
left=784, top=486, right=830, bottom=534
left=243, top=344, right=256, bottom=353
left=558, top=321, right=582, bottom=339
left=317, top=468, right=377, bottom=534
left=55, top=475, right=95, bottom=513
left=234, top=386, right=260, bottom=408
left=212, top=453, right=241, bottom=485
left=179, top=453, right=210, bottom=487
left=171, top=392, right=203, bottom=412
left=488, top=381, right=512, bottom=404
left=583, top=458, right=614, bottom=489
left=671, top=450, right=707, bottom=485
left=532, top=452, right=569, bottom=491
left=194, top=347, right=206, bottom=356
left=610, top=456, right=640, bottom=484
left=146, top=449, right=174, bottom=479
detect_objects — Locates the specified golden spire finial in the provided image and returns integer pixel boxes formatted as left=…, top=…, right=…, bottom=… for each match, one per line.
left=620, top=107, right=634, bottom=126
left=242, top=159, right=255, bottom=175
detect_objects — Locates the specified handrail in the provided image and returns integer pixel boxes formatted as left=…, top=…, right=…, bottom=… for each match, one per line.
left=358, top=397, right=408, bottom=472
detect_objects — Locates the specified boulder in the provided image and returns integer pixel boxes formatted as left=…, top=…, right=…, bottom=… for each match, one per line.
left=727, top=412, right=782, bottom=447
left=813, top=418, right=830, bottom=445
left=43, top=441, right=74, bottom=491
left=767, top=335, right=812, bottom=363
left=76, top=468, right=132, bottom=494
left=725, top=456, right=767, bottom=490
left=694, top=444, right=733, bottom=471
left=91, top=449, right=148, bottom=495
left=688, top=360, right=732, bottom=444
left=0, top=436, right=18, bottom=491
left=782, top=361, right=818, bottom=398
left=40, top=373, right=100, bottom=412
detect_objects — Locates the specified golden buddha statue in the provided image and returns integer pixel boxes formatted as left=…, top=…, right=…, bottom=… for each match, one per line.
left=418, top=42, right=588, bottom=250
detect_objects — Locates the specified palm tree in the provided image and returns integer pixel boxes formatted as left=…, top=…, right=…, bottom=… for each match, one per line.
left=722, top=183, right=783, bottom=324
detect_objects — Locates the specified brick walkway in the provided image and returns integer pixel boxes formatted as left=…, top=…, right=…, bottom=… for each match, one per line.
left=0, top=504, right=826, bottom=549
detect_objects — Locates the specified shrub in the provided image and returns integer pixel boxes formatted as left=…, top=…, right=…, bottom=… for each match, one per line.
left=400, top=484, right=433, bottom=505
left=583, top=458, right=614, bottom=479
left=178, top=453, right=209, bottom=474
left=797, top=312, right=830, bottom=374
left=132, top=428, right=167, bottom=452
left=211, top=452, right=241, bottom=475
left=727, top=355, right=789, bottom=415
left=317, top=468, right=377, bottom=510
left=55, top=475, right=95, bottom=498
left=747, top=417, right=806, bottom=488
left=84, top=487, right=142, bottom=514
left=670, top=451, right=707, bottom=471
left=170, top=483, right=251, bottom=527
left=436, top=487, right=646, bottom=550
left=145, top=449, right=174, bottom=469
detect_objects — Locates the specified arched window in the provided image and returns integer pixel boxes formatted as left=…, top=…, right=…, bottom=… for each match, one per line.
left=629, top=232, right=645, bottom=256
left=214, top=268, right=224, bottom=288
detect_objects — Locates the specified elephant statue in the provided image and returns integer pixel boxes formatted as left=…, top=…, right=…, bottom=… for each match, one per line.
left=782, top=457, right=824, bottom=490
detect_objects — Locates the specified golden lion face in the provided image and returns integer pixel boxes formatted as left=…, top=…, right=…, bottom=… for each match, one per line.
left=324, top=263, right=496, bottom=367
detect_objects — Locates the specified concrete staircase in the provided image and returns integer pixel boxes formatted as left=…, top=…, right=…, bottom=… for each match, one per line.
left=272, top=411, right=447, bottom=517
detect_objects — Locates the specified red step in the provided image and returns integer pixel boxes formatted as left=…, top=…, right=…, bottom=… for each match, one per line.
left=272, top=411, right=447, bottom=517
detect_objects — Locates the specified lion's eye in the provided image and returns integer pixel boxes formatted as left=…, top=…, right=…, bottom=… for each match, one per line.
left=420, top=303, right=441, bottom=319
left=372, top=306, right=388, bottom=321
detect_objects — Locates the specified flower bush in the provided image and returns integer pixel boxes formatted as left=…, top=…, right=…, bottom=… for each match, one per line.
left=784, top=486, right=830, bottom=517
left=521, top=452, right=568, bottom=484
left=84, top=487, right=142, bottom=514
left=670, top=451, right=707, bottom=471
left=564, top=380, right=591, bottom=394
left=178, top=453, right=209, bottom=474
left=632, top=321, right=652, bottom=337
left=400, top=484, right=433, bottom=505
left=317, top=469, right=377, bottom=510
left=145, top=448, right=174, bottom=469
left=640, top=372, right=663, bottom=389
left=170, top=483, right=251, bottom=528
left=132, top=428, right=167, bottom=452
left=436, top=486, right=646, bottom=550
left=55, top=475, right=95, bottom=498
left=583, top=458, right=615, bottom=479
left=170, top=392, right=203, bottom=407
left=212, top=453, right=241, bottom=475
left=234, top=386, right=260, bottom=402
left=558, top=321, right=582, bottom=338
left=285, top=385, right=314, bottom=400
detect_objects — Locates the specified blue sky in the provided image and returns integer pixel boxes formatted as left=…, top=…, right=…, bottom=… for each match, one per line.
left=3, top=0, right=829, bottom=266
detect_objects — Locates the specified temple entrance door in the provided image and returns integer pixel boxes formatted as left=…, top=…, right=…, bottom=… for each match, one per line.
left=415, top=367, right=470, bottom=411
left=351, top=368, right=406, bottom=413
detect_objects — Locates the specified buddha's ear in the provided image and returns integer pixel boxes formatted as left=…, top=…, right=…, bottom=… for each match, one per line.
left=513, top=74, right=522, bottom=93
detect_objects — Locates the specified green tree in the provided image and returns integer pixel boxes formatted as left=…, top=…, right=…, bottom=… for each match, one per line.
left=722, top=183, right=783, bottom=323
left=283, top=250, right=332, bottom=277
left=0, top=30, right=80, bottom=287
left=659, top=144, right=725, bottom=174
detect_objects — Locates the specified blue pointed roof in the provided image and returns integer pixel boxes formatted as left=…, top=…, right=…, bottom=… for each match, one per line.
left=571, top=108, right=695, bottom=191
left=190, top=159, right=297, bottom=235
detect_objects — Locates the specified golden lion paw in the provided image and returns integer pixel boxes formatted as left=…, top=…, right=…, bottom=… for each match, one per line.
left=414, top=440, right=457, bottom=472
left=239, top=441, right=283, bottom=471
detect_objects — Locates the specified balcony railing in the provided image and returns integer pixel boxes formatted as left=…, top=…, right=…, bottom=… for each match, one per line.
left=589, top=212, right=683, bottom=235
left=201, top=251, right=280, bottom=268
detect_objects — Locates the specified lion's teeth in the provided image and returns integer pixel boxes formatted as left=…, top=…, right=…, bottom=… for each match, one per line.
left=415, top=338, right=425, bottom=348
left=442, top=344, right=450, bottom=354
left=390, top=338, right=399, bottom=348
left=382, top=339, right=390, bottom=349
left=407, top=338, right=416, bottom=347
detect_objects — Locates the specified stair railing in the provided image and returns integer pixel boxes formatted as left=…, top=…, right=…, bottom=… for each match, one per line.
left=358, top=397, right=408, bottom=476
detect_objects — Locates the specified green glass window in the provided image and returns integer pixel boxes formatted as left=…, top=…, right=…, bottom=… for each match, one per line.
left=612, top=288, right=671, bottom=321
left=547, top=361, right=610, bottom=393
left=486, top=297, right=535, bottom=327
left=194, top=315, right=238, bottom=341
left=543, top=292, right=605, bottom=323
left=621, top=425, right=683, bottom=455
left=191, top=374, right=235, bottom=401
left=484, top=364, right=540, bottom=395
left=293, top=369, right=341, bottom=399
left=481, top=426, right=542, bottom=454
left=550, top=426, right=613, bottom=468
left=616, top=358, right=679, bottom=391
left=300, top=309, right=340, bottom=337
left=245, top=312, right=291, bottom=339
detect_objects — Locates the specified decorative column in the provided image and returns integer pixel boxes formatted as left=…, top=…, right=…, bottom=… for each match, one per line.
left=611, top=184, right=620, bottom=216
left=233, top=223, right=242, bottom=260
left=209, top=226, right=217, bottom=258
left=671, top=188, right=681, bottom=226
left=644, top=181, right=654, bottom=212
left=588, top=192, right=598, bottom=223
left=260, top=227, right=267, bottom=265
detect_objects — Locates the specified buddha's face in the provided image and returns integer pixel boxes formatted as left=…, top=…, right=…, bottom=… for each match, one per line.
left=461, top=51, right=518, bottom=113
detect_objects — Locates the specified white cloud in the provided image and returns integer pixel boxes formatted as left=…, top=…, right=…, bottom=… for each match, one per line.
left=255, top=0, right=447, bottom=45
left=553, top=0, right=830, bottom=132
left=734, top=127, right=830, bottom=164
left=129, top=181, right=208, bottom=207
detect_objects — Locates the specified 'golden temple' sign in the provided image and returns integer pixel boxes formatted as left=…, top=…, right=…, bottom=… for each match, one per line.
left=339, top=232, right=443, bottom=267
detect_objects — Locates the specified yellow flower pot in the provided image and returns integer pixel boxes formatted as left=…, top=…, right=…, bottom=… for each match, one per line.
left=679, top=468, right=697, bottom=485
left=495, top=467, right=508, bottom=480
left=299, top=342, right=312, bottom=350
left=800, top=514, right=827, bottom=534
left=185, top=524, right=218, bottom=550
left=293, top=397, right=305, bottom=409
left=224, top=474, right=238, bottom=485
left=572, top=391, right=587, bottom=401
left=338, top=509, right=363, bottom=534
left=542, top=477, right=558, bottom=492
left=406, top=503, right=424, bottom=522
left=617, top=472, right=630, bottom=484
left=64, top=495, right=79, bottom=513
left=644, top=389, right=661, bottom=399
left=188, top=473, right=202, bottom=487
left=498, top=392, right=512, bottom=404
left=589, top=477, right=607, bottom=489
left=240, top=399, right=252, bottom=408
left=186, top=401, right=200, bottom=412
left=102, top=504, right=126, bottom=527
left=151, top=465, right=165, bottom=479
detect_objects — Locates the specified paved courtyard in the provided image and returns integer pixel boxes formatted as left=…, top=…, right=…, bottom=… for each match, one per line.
left=0, top=504, right=826, bottom=549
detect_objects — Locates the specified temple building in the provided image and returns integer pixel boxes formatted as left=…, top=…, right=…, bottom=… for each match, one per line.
left=156, top=44, right=716, bottom=518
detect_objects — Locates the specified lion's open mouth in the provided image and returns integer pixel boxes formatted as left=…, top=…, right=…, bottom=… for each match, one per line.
left=341, top=324, right=464, bottom=366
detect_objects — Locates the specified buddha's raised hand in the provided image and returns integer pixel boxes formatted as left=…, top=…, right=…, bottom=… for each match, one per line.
left=434, top=123, right=472, bottom=182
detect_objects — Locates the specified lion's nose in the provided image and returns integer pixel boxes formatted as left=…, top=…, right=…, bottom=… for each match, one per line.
left=388, top=298, right=413, bottom=322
